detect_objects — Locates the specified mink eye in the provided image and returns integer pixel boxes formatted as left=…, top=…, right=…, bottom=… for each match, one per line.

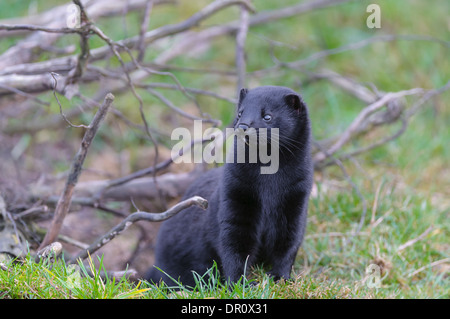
left=237, top=111, right=242, bottom=118
left=263, top=114, right=272, bottom=122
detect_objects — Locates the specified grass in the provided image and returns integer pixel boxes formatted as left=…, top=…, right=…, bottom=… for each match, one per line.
left=0, top=253, right=150, bottom=299
left=0, top=0, right=448, bottom=299
left=0, top=251, right=356, bottom=299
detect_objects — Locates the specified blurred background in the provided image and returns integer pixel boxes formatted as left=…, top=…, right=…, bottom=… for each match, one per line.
left=0, top=0, right=448, bottom=297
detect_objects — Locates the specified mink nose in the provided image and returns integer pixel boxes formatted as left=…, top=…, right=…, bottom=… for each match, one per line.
left=238, top=124, right=249, bottom=131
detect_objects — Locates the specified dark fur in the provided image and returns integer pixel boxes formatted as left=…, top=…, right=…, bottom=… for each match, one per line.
left=145, top=86, right=313, bottom=286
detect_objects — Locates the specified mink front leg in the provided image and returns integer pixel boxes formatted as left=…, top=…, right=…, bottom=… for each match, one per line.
left=218, top=201, right=259, bottom=284
left=268, top=199, right=308, bottom=281
left=219, top=231, right=255, bottom=283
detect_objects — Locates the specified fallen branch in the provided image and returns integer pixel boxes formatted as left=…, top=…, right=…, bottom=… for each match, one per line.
left=407, top=257, right=450, bottom=278
left=314, top=88, right=424, bottom=163
left=69, top=195, right=208, bottom=263
left=397, top=226, right=434, bottom=252
left=313, top=81, right=450, bottom=168
left=0, top=24, right=82, bottom=34
left=74, top=172, right=198, bottom=202
left=39, top=93, right=114, bottom=249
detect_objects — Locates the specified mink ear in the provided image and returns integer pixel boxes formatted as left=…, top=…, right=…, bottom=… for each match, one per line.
left=284, top=93, right=302, bottom=110
left=238, top=88, right=248, bottom=106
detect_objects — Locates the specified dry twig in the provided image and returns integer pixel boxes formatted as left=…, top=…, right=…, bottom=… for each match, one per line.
left=39, top=93, right=114, bottom=249
left=397, top=226, right=434, bottom=252
left=69, top=195, right=208, bottom=263
left=314, top=88, right=424, bottom=163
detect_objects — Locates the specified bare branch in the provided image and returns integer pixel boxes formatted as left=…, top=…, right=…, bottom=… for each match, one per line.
left=0, top=24, right=81, bottom=34
left=235, top=3, right=250, bottom=94
left=335, top=116, right=409, bottom=162
left=87, top=134, right=207, bottom=201
left=73, top=172, right=198, bottom=203
left=398, top=226, right=434, bottom=252
left=137, top=0, right=154, bottom=62
left=405, top=80, right=450, bottom=119
left=312, top=81, right=450, bottom=168
left=88, top=0, right=256, bottom=63
left=66, top=1, right=92, bottom=86
left=0, top=73, right=57, bottom=96
left=39, top=93, right=114, bottom=249
left=0, top=56, right=77, bottom=76
left=50, top=72, right=88, bottom=129
left=312, top=68, right=378, bottom=104
left=407, top=257, right=450, bottom=278
left=0, top=83, right=50, bottom=106
left=69, top=195, right=208, bottom=263
left=146, top=88, right=215, bottom=123
left=136, top=82, right=236, bottom=104
left=314, top=88, right=424, bottom=163
left=249, top=0, right=349, bottom=25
